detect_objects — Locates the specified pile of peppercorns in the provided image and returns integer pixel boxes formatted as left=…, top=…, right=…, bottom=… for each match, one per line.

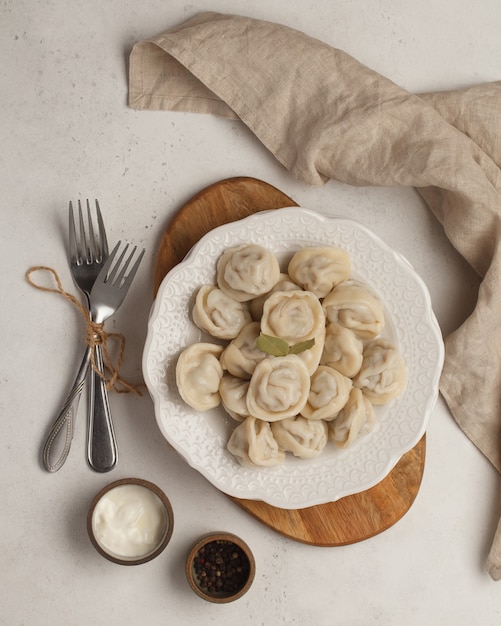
left=192, top=539, right=251, bottom=595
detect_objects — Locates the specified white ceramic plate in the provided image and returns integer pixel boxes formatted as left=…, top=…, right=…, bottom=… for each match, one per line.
left=143, top=208, right=444, bottom=509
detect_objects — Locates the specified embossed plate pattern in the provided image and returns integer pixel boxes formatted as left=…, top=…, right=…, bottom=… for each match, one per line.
left=143, top=208, right=444, bottom=509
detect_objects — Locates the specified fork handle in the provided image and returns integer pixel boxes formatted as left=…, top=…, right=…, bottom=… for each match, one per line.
left=87, top=343, right=118, bottom=472
left=42, top=347, right=91, bottom=472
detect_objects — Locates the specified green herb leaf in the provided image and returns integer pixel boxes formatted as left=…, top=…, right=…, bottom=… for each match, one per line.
left=256, top=333, right=290, bottom=357
left=256, top=333, right=316, bottom=357
left=288, top=338, right=316, bottom=354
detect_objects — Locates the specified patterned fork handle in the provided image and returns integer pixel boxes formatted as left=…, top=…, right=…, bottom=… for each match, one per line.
left=42, top=346, right=90, bottom=472
left=87, top=342, right=117, bottom=472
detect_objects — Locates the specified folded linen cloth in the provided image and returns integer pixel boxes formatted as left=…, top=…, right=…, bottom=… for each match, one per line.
left=128, top=12, right=501, bottom=577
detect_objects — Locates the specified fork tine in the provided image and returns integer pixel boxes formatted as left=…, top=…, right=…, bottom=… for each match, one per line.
left=86, top=199, right=97, bottom=263
left=68, top=201, right=78, bottom=263
left=98, top=240, right=121, bottom=278
left=122, top=248, right=145, bottom=289
left=120, top=248, right=145, bottom=290
left=95, top=200, right=108, bottom=259
left=107, top=243, right=129, bottom=285
left=96, top=241, right=145, bottom=289
left=113, top=246, right=137, bottom=286
left=77, top=200, right=90, bottom=264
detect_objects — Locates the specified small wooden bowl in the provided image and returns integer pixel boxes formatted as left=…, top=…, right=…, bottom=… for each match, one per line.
left=87, top=477, right=174, bottom=565
left=186, top=532, right=255, bottom=603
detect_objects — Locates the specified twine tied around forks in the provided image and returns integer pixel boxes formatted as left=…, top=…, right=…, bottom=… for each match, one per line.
left=26, top=266, right=143, bottom=396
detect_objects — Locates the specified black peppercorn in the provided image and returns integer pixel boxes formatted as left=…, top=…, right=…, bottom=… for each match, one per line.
left=192, top=540, right=250, bottom=595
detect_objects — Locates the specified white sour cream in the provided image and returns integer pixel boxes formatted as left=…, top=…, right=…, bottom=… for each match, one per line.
left=92, top=484, right=168, bottom=559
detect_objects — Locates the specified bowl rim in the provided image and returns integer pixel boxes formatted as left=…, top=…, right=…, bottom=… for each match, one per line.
left=143, top=207, right=444, bottom=508
left=185, top=531, right=256, bottom=603
left=87, top=477, right=174, bottom=566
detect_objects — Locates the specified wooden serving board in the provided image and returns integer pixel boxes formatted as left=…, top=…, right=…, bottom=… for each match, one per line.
left=153, top=176, right=426, bottom=546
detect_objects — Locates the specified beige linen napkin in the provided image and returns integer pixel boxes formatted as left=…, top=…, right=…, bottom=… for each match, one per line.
left=129, top=12, right=501, bottom=577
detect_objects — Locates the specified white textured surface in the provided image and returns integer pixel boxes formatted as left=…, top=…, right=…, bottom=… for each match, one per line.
left=144, top=208, right=443, bottom=508
left=2, top=1, right=501, bottom=625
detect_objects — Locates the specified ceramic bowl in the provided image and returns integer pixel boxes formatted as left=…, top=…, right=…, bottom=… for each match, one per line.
left=186, top=532, right=255, bottom=603
left=87, top=477, right=174, bottom=565
left=143, top=207, right=444, bottom=509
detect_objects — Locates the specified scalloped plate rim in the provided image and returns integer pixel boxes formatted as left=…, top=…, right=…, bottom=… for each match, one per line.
left=143, top=207, right=444, bottom=509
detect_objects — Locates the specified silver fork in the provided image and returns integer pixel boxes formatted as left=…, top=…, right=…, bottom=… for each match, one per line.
left=70, top=199, right=109, bottom=307
left=42, top=200, right=108, bottom=472
left=87, top=241, right=145, bottom=472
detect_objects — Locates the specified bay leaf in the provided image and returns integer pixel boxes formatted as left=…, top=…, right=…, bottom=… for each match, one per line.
left=256, top=333, right=290, bottom=357
left=288, top=338, right=316, bottom=354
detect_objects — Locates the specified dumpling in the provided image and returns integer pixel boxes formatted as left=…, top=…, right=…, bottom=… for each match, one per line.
left=329, top=388, right=376, bottom=448
left=354, top=339, right=406, bottom=404
left=192, top=284, right=252, bottom=340
left=322, top=280, right=385, bottom=339
left=288, top=246, right=351, bottom=298
left=261, top=290, right=325, bottom=344
left=320, top=322, right=364, bottom=377
left=175, top=343, right=224, bottom=411
left=219, top=374, right=250, bottom=422
left=300, top=365, right=352, bottom=421
left=296, top=326, right=325, bottom=376
left=216, top=244, right=281, bottom=302
left=249, top=273, right=300, bottom=321
left=246, top=354, right=310, bottom=421
left=227, top=416, right=285, bottom=467
left=271, top=416, right=328, bottom=459
left=220, top=321, right=266, bottom=380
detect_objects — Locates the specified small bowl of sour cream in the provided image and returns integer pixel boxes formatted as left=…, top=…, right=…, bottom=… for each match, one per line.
left=87, top=477, right=174, bottom=565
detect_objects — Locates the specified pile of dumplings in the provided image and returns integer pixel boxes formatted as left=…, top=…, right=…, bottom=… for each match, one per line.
left=175, top=243, right=407, bottom=468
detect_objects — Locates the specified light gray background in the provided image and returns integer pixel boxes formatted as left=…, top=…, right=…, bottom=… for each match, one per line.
left=2, top=1, right=500, bottom=624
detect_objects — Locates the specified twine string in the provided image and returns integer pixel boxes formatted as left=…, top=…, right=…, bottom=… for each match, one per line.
left=26, top=265, right=143, bottom=396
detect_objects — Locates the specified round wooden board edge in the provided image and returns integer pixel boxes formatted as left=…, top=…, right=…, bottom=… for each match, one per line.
left=153, top=176, right=297, bottom=295
left=152, top=175, right=427, bottom=546
left=229, top=435, right=426, bottom=546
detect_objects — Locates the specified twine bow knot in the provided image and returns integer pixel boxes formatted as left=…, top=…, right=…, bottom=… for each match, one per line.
left=26, top=265, right=143, bottom=396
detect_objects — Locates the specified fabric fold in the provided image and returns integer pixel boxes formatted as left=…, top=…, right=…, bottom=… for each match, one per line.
left=128, top=11, right=501, bottom=577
